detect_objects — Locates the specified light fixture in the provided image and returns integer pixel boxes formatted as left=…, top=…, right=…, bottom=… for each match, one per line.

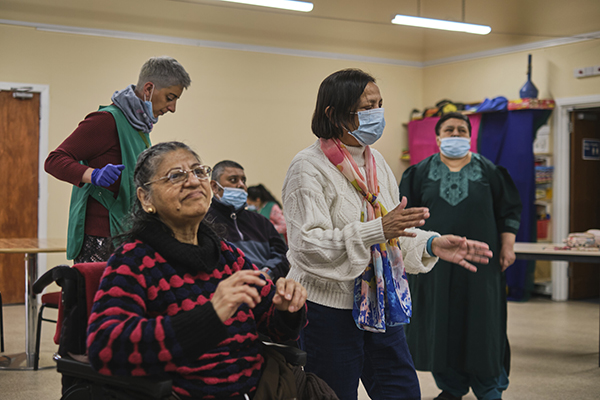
left=392, top=0, right=491, bottom=35
left=214, top=0, right=313, bottom=12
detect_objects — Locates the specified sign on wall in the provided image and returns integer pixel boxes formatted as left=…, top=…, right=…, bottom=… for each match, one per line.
left=582, top=138, right=600, bottom=160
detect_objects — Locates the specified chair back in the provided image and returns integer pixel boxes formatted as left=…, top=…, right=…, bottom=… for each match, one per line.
left=50, top=263, right=106, bottom=353
left=72, top=263, right=107, bottom=325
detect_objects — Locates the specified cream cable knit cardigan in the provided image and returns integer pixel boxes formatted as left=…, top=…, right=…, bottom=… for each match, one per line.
left=282, top=140, right=439, bottom=310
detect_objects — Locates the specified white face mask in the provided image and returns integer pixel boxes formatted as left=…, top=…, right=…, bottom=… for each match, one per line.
left=216, top=182, right=248, bottom=210
left=439, top=137, right=471, bottom=159
left=348, top=108, right=386, bottom=146
left=143, top=84, right=158, bottom=123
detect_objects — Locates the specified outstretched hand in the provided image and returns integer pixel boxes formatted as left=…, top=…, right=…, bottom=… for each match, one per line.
left=382, top=196, right=430, bottom=240
left=211, top=270, right=266, bottom=322
left=272, top=278, right=307, bottom=313
left=431, top=235, right=493, bottom=272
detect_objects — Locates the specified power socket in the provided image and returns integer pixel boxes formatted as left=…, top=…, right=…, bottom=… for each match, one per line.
left=574, top=66, right=599, bottom=78
left=574, top=67, right=587, bottom=78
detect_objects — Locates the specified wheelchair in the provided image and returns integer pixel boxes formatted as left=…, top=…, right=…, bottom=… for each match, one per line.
left=33, top=263, right=307, bottom=400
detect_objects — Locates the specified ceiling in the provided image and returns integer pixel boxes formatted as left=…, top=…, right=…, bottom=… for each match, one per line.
left=3, top=0, right=600, bottom=63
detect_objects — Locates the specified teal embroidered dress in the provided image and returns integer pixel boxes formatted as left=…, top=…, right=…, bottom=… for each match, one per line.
left=399, top=153, right=521, bottom=378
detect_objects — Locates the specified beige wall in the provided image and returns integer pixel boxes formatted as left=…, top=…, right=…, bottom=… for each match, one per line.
left=0, top=23, right=422, bottom=268
left=422, top=40, right=600, bottom=105
left=1, top=22, right=599, bottom=269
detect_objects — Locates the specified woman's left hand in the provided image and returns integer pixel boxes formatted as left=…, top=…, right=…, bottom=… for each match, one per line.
left=431, top=235, right=493, bottom=272
left=499, top=245, right=516, bottom=272
left=499, top=232, right=517, bottom=272
left=272, top=278, right=307, bottom=313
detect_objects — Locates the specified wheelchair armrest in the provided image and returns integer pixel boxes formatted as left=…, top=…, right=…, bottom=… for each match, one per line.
left=54, top=354, right=173, bottom=399
left=32, top=265, right=69, bottom=294
left=261, top=341, right=307, bottom=366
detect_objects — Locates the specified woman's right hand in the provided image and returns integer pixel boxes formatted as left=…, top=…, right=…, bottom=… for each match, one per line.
left=211, top=270, right=266, bottom=322
left=382, top=196, right=430, bottom=240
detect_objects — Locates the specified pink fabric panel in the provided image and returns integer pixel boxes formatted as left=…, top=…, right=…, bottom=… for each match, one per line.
left=408, top=114, right=481, bottom=165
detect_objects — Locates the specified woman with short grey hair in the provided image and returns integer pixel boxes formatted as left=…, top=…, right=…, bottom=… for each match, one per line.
left=45, top=56, right=191, bottom=263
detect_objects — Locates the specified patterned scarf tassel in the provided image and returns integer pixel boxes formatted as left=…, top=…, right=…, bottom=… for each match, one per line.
left=353, top=242, right=412, bottom=332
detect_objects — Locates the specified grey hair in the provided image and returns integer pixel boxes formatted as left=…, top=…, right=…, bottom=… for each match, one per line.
left=135, top=141, right=200, bottom=192
left=211, top=160, right=244, bottom=182
left=136, top=56, right=191, bottom=91
left=116, top=142, right=201, bottom=241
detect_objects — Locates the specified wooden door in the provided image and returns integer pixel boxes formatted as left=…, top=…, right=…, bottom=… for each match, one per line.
left=569, top=109, right=600, bottom=299
left=0, top=90, right=40, bottom=304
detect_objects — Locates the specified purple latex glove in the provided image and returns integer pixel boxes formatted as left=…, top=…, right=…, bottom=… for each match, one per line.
left=91, top=164, right=125, bottom=187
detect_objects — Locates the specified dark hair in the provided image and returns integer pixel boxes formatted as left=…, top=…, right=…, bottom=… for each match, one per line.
left=211, top=160, right=244, bottom=181
left=247, top=184, right=282, bottom=209
left=434, top=112, right=472, bottom=137
left=311, top=69, right=376, bottom=139
left=114, top=141, right=201, bottom=245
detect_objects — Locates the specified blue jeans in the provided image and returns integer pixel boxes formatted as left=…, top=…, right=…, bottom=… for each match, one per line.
left=299, top=301, right=420, bottom=400
left=433, top=368, right=509, bottom=400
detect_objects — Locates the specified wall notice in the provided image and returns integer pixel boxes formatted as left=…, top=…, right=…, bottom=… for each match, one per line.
left=583, top=139, right=600, bottom=160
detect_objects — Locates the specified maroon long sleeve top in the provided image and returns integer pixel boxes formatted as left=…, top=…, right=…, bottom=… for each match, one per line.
left=45, top=111, right=122, bottom=237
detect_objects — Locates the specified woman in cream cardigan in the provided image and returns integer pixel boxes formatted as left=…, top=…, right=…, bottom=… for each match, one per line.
left=282, top=69, right=493, bottom=400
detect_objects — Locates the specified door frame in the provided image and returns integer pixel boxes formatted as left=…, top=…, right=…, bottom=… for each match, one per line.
left=0, top=82, right=50, bottom=275
left=552, top=94, right=600, bottom=300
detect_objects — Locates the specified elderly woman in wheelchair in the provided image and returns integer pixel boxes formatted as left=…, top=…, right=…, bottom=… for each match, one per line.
left=86, top=141, right=308, bottom=399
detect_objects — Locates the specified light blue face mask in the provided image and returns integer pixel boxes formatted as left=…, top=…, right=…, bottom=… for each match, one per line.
left=216, top=182, right=248, bottom=210
left=439, top=137, right=471, bottom=159
left=143, top=84, right=158, bottom=124
left=348, top=108, right=386, bottom=146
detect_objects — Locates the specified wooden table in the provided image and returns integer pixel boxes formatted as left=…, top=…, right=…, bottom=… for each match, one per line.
left=514, top=242, right=600, bottom=264
left=0, top=238, right=66, bottom=370
left=514, top=242, right=600, bottom=366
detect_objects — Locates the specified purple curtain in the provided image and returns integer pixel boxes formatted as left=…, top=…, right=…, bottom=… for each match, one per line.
left=478, top=109, right=552, bottom=301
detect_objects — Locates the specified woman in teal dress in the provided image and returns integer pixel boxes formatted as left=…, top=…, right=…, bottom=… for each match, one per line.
left=399, top=112, right=522, bottom=400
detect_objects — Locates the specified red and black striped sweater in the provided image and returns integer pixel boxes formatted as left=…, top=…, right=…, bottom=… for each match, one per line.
left=86, top=222, right=305, bottom=399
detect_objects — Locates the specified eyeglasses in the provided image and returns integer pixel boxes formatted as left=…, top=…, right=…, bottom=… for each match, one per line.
left=145, top=165, right=212, bottom=186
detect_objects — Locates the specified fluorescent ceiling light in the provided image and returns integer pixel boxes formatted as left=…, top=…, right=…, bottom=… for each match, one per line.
left=392, top=15, right=491, bottom=35
left=215, top=0, right=313, bottom=12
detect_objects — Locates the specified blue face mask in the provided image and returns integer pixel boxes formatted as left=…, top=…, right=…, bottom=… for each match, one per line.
left=143, top=84, right=158, bottom=124
left=439, top=137, right=471, bottom=159
left=216, top=182, right=248, bottom=210
left=348, top=108, right=386, bottom=146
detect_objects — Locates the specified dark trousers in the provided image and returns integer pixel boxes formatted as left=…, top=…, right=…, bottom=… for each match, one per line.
left=74, top=234, right=111, bottom=264
left=433, top=368, right=509, bottom=400
left=300, top=301, right=420, bottom=400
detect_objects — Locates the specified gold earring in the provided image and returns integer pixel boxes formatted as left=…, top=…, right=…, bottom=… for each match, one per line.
left=147, top=207, right=155, bottom=214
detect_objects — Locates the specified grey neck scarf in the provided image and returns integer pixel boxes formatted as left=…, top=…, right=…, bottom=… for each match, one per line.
left=111, top=84, right=157, bottom=133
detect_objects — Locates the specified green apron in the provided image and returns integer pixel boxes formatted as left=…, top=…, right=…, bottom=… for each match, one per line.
left=258, top=201, right=275, bottom=220
left=66, top=105, right=150, bottom=260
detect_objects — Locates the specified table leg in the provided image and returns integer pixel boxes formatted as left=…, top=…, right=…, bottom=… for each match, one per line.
left=25, top=252, right=38, bottom=368
left=0, top=252, right=39, bottom=370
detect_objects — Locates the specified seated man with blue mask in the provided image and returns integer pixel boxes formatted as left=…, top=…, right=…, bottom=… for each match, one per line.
left=207, top=160, right=290, bottom=282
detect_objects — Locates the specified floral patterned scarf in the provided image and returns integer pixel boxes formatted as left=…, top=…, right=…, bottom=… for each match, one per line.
left=320, top=138, right=411, bottom=332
